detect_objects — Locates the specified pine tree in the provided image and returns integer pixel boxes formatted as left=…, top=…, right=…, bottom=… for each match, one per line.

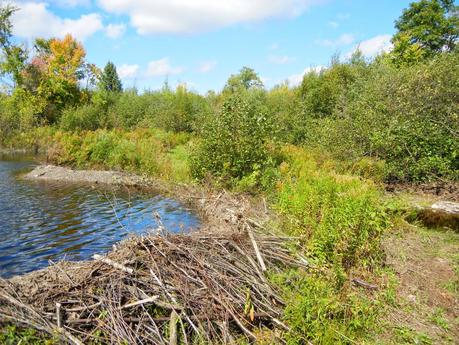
left=99, top=61, right=122, bottom=92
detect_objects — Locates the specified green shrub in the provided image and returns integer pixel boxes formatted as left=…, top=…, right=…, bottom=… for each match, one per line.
left=191, top=93, right=279, bottom=189
left=107, top=90, right=149, bottom=128
left=46, top=128, right=193, bottom=182
left=60, top=103, right=106, bottom=131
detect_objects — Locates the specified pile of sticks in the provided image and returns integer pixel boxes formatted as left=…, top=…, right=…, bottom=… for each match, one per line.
left=0, top=224, right=308, bottom=344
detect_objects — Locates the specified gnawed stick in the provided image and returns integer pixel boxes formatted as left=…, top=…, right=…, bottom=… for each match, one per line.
left=118, top=296, right=160, bottom=310
left=56, top=303, right=63, bottom=329
left=247, top=227, right=267, bottom=272
left=169, top=310, right=179, bottom=345
left=92, top=254, right=133, bottom=274
left=65, top=301, right=102, bottom=313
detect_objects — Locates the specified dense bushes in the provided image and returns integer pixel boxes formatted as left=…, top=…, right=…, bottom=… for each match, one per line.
left=60, top=103, right=106, bottom=131
left=2, top=52, right=458, bottom=184
left=57, top=86, right=211, bottom=133
left=191, top=94, right=280, bottom=190
left=301, top=51, right=458, bottom=182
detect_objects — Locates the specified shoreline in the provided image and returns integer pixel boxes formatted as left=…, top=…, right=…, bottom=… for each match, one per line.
left=23, top=164, right=151, bottom=187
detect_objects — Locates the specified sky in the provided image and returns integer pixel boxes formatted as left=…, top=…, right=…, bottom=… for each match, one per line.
left=9, top=0, right=413, bottom=93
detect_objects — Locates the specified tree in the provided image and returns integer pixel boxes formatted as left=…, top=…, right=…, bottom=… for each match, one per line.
left=0, top=4, right=28, bottom=88
left=223, top=66, right=263, bottom=93
left=14, top=34, right=89, bottom=123
left=391, top=0, right=459, bottom=64
left=99, top=61, right=122, bottom=92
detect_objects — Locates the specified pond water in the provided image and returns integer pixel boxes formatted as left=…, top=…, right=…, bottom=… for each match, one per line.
left=0, top=154, right=200, bottom=278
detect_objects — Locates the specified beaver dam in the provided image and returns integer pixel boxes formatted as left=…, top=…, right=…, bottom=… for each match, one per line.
left=0, top=164, right=310, bottom=344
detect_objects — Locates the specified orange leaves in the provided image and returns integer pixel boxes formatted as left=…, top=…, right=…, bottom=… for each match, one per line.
left=47, top=34, right=86, bottom=84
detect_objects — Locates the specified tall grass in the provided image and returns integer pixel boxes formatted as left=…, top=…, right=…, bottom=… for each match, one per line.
left=45, top=128, right=194, bottom=183
left=271, top=146, right=390, bottom=344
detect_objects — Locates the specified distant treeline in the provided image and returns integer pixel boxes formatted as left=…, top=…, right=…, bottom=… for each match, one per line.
left=0, top=0, right=458, bottom=184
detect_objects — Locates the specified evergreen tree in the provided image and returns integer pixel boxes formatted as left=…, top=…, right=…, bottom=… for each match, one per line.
left=99, top=61, right=122, bottom=92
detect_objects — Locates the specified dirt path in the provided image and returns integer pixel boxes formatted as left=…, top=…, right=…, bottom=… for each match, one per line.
left=381, top=222, right=459, bottom=344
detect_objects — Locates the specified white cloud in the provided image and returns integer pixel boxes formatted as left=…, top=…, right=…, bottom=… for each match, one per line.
left=198, top=60, right=217, bottom=73
left=269, top=42, right=279, bottom=50
left=105, top=23, right=126, bottom=39
left=349, top=34, right=393, bottom=58
left=268, top=55, right=295, bottom=64
left=328, top=21, right=339, bottom=28
left=12, top=2, right=103, bottom=40
left=51, top=0, right=91, bottom=7
left=97, top=0, right=323, bottom=34
left=147, top=58, right=184, bottom=77
left=288, top=65, right=325, bottom=86
left=318, top=33, right=355, bottom=47
left=117, top=64, right=139, bottom=79
left=260, top=76, right=271, bottom=84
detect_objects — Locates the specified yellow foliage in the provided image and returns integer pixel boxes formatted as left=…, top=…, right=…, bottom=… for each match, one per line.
left=47, top=34, right=86, bottom=85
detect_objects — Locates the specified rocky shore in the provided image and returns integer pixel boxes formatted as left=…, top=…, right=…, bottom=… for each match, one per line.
left=23, top=165, right=149, bottom=186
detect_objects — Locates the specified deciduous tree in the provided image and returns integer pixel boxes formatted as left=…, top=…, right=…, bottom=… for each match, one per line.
left=391, top=0, right=459, bottom=65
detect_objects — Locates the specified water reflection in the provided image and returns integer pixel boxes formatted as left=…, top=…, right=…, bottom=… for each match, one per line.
left=0, top=154, right=200, bottom=278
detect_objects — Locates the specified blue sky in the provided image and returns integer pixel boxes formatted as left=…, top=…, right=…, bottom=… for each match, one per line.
left=10, top=0, right=413, bottom=93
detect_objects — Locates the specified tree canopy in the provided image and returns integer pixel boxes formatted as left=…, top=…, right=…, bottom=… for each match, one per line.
left=391, top=0, right=459, bottom=64
left=223, top=66, right=263, bottom=93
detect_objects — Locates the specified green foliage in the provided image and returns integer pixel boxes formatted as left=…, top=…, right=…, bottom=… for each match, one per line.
left=268, top=147, right=393, bottom=344
left=60, top=103, right=107, bottom=131
left=302, top=51, right=459, bottom=182
left=99, top=61, right=122, bottom=92
left=299, top=54, right=368, bottom=119
left=143, top=84, right=211, bottom=133
left=0, top=4, right=28, bottom=87
left=271, top=270, right=380, bottom=344
left=191, top=93, right=279, bottom=189
left=107, top=89, right=149, bottom=128
left=391, top=0, right=459, bottom=65
left=46, top=128, right=193, bottom=183
left=0, top=325, right=55, bottom=344
left=223, top=66, right=264, bottom=94
left=265, top=83, right=307, bottom=144
left=276, top=146, right=387, bottom=268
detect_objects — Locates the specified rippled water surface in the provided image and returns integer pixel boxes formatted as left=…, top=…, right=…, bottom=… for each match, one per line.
left=0, top=154, right=200, bottom=278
